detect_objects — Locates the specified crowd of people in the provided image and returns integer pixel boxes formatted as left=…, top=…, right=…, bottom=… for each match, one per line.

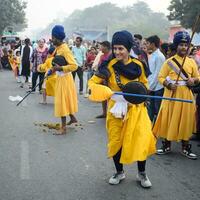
left=1, top=25, right=200, bottom=188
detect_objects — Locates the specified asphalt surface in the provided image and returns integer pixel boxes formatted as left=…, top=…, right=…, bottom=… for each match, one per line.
left=0, top=70, right=200, bottom=200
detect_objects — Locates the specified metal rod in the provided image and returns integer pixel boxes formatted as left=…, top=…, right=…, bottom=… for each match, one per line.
left=114, top=92, right=193, bottom=103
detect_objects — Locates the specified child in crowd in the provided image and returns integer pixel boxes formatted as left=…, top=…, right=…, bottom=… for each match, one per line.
left=37, top=47, right=56, bottom=104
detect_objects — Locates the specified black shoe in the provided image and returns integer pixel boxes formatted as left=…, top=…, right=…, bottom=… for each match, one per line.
left=96, top=114, right=106, bottom=119
left=26, top=89, right=35, bottom=94
left=156, top=141, right=171, bottom=155
left=181, top=144, right=197, bottom=160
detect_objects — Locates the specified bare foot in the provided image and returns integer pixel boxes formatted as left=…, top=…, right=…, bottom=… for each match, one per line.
left=67, top=119, right=78, bottom=125
left=39, top=101, right=47, bottom=105
left=53, top=127, right=66, bottom=135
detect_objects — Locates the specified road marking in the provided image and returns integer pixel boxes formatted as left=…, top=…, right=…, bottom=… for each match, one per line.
left=20, top=140, right=30, bottom=180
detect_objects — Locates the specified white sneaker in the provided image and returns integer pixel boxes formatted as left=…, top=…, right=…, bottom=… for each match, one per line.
left=84, top=93, right=89, bottom=98
left=181, top=144, right=197, bottom=160
left=136, top=172, right=152, bottom=188
left=16, top=77, right=21, bottom=83
left=109, top=171, right=125, bottom=185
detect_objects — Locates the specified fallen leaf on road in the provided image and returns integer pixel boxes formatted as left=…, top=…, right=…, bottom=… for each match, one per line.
left=34, top=122, right=61, bottom=130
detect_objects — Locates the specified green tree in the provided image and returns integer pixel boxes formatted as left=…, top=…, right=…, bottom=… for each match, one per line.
left=64, top=3, right=123, bottom=30
left=168, top=0, right=200, bottom=32
left=0, top=0, right=27, bottom=34
left=39, top=1, right=170, bottom=40
left=121, top=1, right=170, bottom=39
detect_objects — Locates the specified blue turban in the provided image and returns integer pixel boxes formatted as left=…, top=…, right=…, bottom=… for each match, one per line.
left=173, top=31, right=190, bottom=47
left=112, top=30, right=134, bottom=52
left=52, top=25, right=66, bottom=41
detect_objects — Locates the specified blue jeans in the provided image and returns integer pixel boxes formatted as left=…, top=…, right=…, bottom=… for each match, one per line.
left=85, top=69, right=94, bottom=93
left=147, top=88, right=164, bottom=122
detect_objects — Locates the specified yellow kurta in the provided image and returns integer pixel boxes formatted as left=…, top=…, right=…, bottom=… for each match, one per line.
left=88, top=58, right=156, bottom=164
left=8, top=54, right=14, bottom=70
left=11, top=56, right=20, bottom=74
left=38, top=56, right=56, bottom=96
left=54, top=43, right=78, bottom=117
left=153, top=54, right=200, bottom=141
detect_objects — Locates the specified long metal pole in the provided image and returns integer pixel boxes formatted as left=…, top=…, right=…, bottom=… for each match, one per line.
left=16, top=75, right=48, bottom=106
left=114, top=92, right=193, bottom=103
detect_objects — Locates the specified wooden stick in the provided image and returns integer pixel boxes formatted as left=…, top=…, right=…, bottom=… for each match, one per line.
left=170, top=14, right=200, bottom=98
left=175, top=14, right=200, bottom=84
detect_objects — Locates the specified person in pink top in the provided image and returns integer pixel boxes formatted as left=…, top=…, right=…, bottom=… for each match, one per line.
left=84, top=47, right=97, bottom=97
left=30, top=39, right=48, bottom=93
left=96, top=41, right=112, bottom=118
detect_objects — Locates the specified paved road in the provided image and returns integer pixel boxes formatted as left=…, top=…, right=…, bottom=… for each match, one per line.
left=0, top=70, right=200, bottom=200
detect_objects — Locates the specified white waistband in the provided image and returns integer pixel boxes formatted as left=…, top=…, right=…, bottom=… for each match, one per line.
left=56, top=71, right=69, bottom=77
left=166, top=76, right=187, bottom=86
left=170, top=80, right=187, bottom=86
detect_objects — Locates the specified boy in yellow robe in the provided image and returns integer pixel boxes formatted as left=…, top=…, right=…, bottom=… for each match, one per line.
left=50, top=25, right=78, bottom=134
left=8, top=50, right=14, bottom=71
left=153, top=31, right=200, bottom=160
left=12, top=50, right=21, bottom=82
left=37, top=47, right=56, bottom=104
left=88, top=31, right=156, bottom=188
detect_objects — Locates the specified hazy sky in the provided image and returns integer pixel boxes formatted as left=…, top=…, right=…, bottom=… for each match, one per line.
left=26, top=0, right=171, bottom=31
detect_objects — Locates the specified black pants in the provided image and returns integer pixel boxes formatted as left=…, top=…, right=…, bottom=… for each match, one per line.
left=72, top=66, right=83, bottom=92
left=32, top=72, right=45, bottom=91
left=113, top=149, right=146, bottom=172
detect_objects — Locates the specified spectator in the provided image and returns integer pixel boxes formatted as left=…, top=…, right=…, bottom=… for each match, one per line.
left=146, top=35, right=165, bottom=122
left=96, top=41, right=112, bottom=119
left=72, top=36, right=87, bottom=95
left=160, top=42, right=169, bottom=58
left=29, top=39, right=48, bottom=93
left=20, top=38, right=33, bottom=88
left=84, top=47, right=97, bottom=97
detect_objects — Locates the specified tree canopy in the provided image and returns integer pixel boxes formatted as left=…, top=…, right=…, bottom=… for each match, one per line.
left=0, top=0, right=27, bottom=35
left=40, top=1, right=170, bottom=40
left=168, top=0, right=200, bottom=32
